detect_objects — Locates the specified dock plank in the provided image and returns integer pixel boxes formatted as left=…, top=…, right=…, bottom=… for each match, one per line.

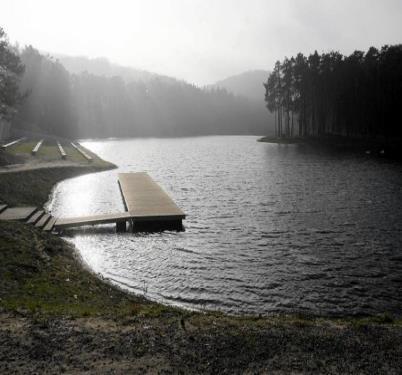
left=26, top=210, right=44, bottom=225
left=118, top=172, right=185, bottom=221
left=0, top=207, right=37, bottom=221
left=55, top=212, right=132, bottom=229
left=35, top=213, right=51, bottom=228
left=43, top=217, right=57, bottom=232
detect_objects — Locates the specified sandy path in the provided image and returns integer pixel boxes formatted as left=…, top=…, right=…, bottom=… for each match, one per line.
left=0, top=159, right=89, bottom=174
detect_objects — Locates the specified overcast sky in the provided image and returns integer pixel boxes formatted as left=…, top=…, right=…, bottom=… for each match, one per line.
left=1, top=0, right=402, bottom=85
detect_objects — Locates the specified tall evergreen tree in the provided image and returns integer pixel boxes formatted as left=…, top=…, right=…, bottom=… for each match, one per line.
left=0, top=27, right=24, bottom=121
left=264, top=45, right=402, bottom=139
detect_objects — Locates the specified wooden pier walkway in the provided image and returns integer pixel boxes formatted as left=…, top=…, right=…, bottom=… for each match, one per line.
left=55, top=212, right=133, bottom=230
left=0, top=172, right=185, bottom=233
left=54, top=172, right=185, bottom=232
left=118, top=172, right=185, bottom=231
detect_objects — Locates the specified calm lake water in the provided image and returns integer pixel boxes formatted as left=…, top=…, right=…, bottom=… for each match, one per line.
left=47, top=136, right=402, bottom=316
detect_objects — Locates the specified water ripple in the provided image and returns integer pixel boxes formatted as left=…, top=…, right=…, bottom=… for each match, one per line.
left=48, top=136, right=402, bottom=316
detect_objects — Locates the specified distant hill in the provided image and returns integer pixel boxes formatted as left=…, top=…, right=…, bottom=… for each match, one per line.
left=54, top=55, right=176, bottom=84
left=208, top=70, right=269, bottom=103
left=35, top=54, right=275, bottom=137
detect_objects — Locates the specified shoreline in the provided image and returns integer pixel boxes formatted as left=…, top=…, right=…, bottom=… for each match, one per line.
left=258, top=135, right=402, bottom=160
left=1, top=142, right=401, bottom=372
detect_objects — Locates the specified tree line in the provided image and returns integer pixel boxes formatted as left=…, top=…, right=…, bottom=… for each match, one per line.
left=0, top=28, right=24, bottom=122
left=1, top=27, right=272, bottom=139
left=264, top=45, right=402, bottom=139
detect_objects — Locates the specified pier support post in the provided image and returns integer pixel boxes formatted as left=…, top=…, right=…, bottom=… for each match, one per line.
left=115, top=221, right=127, bottom=233
left=131, top=219, right=184, bottom=233
left=128, top=219, right=134, bottom=232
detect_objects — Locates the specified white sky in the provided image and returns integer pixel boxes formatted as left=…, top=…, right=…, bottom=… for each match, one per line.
left=1, top=0, right=402, bottom=85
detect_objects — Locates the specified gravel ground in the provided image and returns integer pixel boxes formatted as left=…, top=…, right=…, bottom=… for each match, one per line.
left=1, top=312, right=401, bottom=374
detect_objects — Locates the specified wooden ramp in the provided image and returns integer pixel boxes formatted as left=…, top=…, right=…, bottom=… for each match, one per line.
left=118, top=172, right=185, bottom=231
left=0, top=205, right=58, bottom=232
left=55, top=212, right=132, bottom=230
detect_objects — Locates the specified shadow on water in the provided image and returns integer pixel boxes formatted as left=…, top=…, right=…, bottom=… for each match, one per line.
left=61, top=223, right=185, bottom=236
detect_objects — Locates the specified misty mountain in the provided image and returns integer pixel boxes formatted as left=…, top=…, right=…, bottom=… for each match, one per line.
left=55, top=54, right=173, bottom=84
left=208, top=70, right=269, bottom=103
left=13, top=49, right=274, bottom=138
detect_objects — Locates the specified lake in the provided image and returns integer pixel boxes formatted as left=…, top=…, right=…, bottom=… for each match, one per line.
left=47, top=136, right=402, bottom=316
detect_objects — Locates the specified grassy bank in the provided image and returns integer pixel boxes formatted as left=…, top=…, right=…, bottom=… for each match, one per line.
left=0, top=140, right=115, bottom=205
left=0, top=166, right=110, bottom=206
left=0, top=142, right=178, bottom=319
left=0, top=143, right=401, bottom=373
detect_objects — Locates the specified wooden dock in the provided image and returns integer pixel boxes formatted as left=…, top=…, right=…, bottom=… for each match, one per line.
left=53, top=172, right=185, bottom=232
left=55, top=212, right=133, bottom=230
left=118, top=172, right=185, bottom=231
left=0, top=173, right=186, bottom=233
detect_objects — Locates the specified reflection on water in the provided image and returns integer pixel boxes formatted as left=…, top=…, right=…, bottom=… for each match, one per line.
left=47, top=136, right=402, bottom=316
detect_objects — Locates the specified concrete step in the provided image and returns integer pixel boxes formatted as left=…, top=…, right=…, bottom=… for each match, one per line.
left=0, top=207, right=37, bottom=221
left=27, top=210, right=45, bottom=225
left=35, top=213, right=51, bottom=229
left=0, top=204, right=8, bottom=214
left=43, top=217, right=57, bottom=232
left=31, top=139, right=44, bottom=155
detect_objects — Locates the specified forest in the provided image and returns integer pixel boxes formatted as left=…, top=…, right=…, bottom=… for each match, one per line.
left=2, top=23, right=402, bottom=142
left=0, top=27, right=272, bottom=139
left=264, top=45, right=402, bottom=139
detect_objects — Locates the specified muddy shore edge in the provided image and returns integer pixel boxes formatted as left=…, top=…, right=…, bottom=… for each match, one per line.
left=0, top=147, right=401, bottom=373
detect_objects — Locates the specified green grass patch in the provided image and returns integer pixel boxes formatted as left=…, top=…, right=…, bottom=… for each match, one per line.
left=7, top=139, right=113, bottom=167
left=0, top=167, right=111, bottom=206
left=0, top=221, right=165, bottom=318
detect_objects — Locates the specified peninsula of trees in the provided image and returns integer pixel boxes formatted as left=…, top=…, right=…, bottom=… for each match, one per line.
left=264, top=45, right=402, bottom=139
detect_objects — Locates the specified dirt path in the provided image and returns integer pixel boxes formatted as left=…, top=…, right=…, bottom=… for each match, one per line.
left=0, top=159, right=88, bottom=174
